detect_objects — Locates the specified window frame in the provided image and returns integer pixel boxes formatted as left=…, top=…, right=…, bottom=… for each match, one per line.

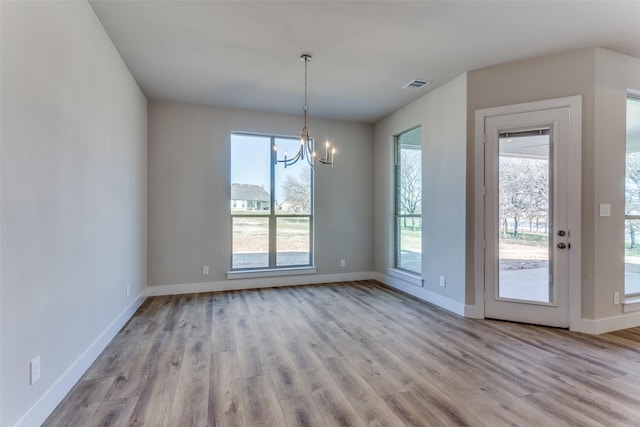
left=230, top=132, right=314, bottom=273
left=394, top=126, right=422, bottom=276
left=625, top=94, right=640, bottom=297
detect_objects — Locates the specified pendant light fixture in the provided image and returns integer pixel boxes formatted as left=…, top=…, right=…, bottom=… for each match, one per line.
left=273, top=54, right=335, bottom=168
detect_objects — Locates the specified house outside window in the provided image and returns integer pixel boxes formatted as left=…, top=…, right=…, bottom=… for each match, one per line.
left=231, top=183, right=271, bottom=212
left=230, top=133, right=313, bottom=270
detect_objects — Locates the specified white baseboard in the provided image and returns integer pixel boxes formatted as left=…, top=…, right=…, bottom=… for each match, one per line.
left=147, top=271, right=375, bottom=296
left=463, top=303, right=485, bottom=319
left=570, top=310, right=640, bottom=334
left=373, top=272, right=468, bottom=317
left=15, top=294, right=146, bottom=427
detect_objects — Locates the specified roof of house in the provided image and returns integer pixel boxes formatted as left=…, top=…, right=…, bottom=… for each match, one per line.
left=231, top=183, right=270, bottom=202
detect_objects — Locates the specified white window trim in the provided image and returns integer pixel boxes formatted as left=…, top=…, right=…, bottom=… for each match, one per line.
left=394, top=126, right=422, bottom=276
left=387, top=268, right=423, bottom=287
left=625, top=93, right=640, bottom=297
left=230, top=132, right=314, bottom=272
left=227, top=266, right=317, bottom=280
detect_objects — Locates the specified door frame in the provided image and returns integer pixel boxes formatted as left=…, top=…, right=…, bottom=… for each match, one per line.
left=474, top=96, right=582, bottom=329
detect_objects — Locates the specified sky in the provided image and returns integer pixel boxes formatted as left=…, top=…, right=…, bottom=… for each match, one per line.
left=231, top=133, right=311, bottom=203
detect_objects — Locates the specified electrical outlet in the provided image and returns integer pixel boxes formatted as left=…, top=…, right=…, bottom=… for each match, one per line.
left=202, top=265, right=209, bottom=275
left=614, top=291, right=620, bottom=305
left=340, top=259, right=346, bottom=268
left=439, top=275, right=446, bottom=287
left=30, top=356, right=41, bottom=385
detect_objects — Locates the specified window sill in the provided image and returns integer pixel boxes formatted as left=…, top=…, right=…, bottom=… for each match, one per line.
left=387, top=268, right=423, bottom=287
left=623, top=296, right=640, bottom=313
left=227, top=266, right=316, bottom=280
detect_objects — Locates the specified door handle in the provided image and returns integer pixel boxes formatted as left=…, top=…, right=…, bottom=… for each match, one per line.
left=557, top=242, right=567, bottom=249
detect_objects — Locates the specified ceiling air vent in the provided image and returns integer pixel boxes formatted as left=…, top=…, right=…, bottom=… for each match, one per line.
left=403, top=79, right=431, bottom=90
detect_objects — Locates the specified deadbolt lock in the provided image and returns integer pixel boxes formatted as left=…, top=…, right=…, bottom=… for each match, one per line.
left=557, top=230, right=566, bottom=236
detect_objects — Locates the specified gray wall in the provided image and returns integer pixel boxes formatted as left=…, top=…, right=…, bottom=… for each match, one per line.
left=467, top=47, right=640, bottom=320
left=467, top=48, right=596, bottom=311
left=148, top=101, right=373, bottom=287
left=373, top=74, right=468, bottom=304
left=593, top=49, right=640, bottom=319
left=1, top=2, right=147, bottom=425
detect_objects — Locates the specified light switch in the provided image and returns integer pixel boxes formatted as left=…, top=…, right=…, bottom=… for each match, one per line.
left=599, top=204, right=611, bottom=217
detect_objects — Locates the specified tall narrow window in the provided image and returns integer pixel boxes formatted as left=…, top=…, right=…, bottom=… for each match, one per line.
left=625, top=96, right=640, bottom=296
left=231, top=133, right=313, bottom=270
left=395, top=127, right=422, bottom=275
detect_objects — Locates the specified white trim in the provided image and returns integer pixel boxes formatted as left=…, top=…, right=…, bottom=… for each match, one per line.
left=386, top=268, right=423, bottom=287
left=474, top=95, right=582, bottom=329
left=374, top=272, right=467, bottom=317
left=623, top=296, right=640, bottom=313
left=464, top=303, right=485, bottom=319
left=571, top=310, right=640, bottom=334
left=14, top=294, right=146, bottom=427
left=227, top=266, right=316, bottom=280
left=474, top=108, right=487, bottom=316
left=148, top=272, right=374, bottom=296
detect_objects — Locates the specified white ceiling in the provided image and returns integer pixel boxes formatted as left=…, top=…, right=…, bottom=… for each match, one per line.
left=89, top=1, right=640, bottom=123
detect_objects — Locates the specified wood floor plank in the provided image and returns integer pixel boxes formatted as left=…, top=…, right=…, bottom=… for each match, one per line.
left=228, top=290, right=251, bottom=318
left=90, top=396, right=139, bottom=427
left=240, top=375, right=284, bottom=427
left=403, top=380, right=482, bottom=426
left=83, top=332, right=142, bottom=382
left=280, top=395, right=327, bottom=427
left=44, top=280, right=640, bottom=427
left=232, top=315, right=266, bottom=378
left=209, top=350, right=246, bottom=427
left=382, top=391, right=450, bottom=427
left=284, top=339, right=329, bottom=374
left=255, top=324, right=311, bottom=400
left=168, top=337, right=211, bottom=426
left=526, top=389, right=618, bottom=427
left=103, top=335, right=156, bottom=401
left=127, top=329, right=187, bottom=426
left=43, top=375, right=116, bottom=426
left=302, top=367, right=368, bottom=427
left=322, top=356, right=407, bottom=426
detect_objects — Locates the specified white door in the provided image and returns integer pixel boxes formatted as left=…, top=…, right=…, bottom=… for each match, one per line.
left=483, top=107, right=573, bottom=327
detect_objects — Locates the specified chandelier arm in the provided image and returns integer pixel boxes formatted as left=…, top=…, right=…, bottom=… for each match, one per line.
left=276, top=147, right=303, bottom=168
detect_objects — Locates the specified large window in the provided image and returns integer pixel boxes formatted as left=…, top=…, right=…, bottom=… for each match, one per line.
left=625, top=96, right=640, bottom=296
left=395, top=127, right=422, bottom=275
left=230, top=133, right=312, bottom=270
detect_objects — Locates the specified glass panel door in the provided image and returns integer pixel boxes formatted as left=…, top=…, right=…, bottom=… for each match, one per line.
left=482, top=102, right=575, bottom=329
left=498, top=129, right=551, bottom=303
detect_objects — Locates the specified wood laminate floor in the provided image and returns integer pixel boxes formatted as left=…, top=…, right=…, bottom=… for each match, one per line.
left=44, top=280, right=640, bottom=426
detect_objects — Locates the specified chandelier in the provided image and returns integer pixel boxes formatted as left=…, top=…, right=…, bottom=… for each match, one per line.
left=273, top=54, right=335, bottom=168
